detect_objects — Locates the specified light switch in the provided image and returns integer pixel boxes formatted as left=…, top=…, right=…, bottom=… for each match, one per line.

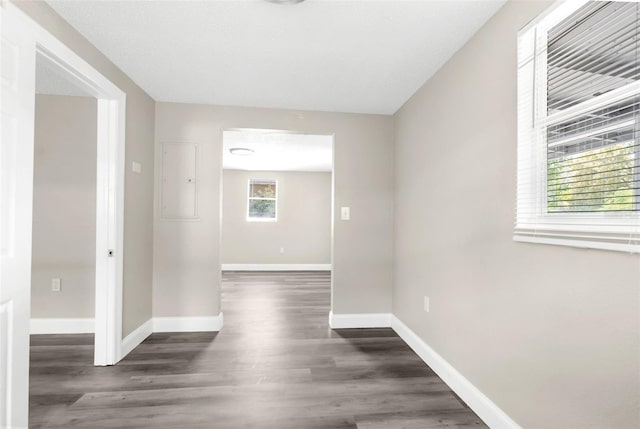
left=341, top=207, right=350, bottom=220
left=51, top=278, right=61, bottom=292
left=132, top=161, right=142, bottom=174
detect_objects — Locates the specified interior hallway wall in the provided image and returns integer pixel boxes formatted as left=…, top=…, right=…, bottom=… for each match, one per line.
left=393, top=1, right=640, bottom=427
left=16, top=1, right=157, bottom=336
left=222, top=170, right=331, bottom=265
left=154, top=102, right=393, bottom=318
left=31, top=95, right=96, bottom=318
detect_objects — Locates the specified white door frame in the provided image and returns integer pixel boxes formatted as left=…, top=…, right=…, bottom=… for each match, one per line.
left=0, top=0, right=126, bottom=427
left=27, top=5, right=126, bottom=367
left=219, top=127, right=335, bottom=306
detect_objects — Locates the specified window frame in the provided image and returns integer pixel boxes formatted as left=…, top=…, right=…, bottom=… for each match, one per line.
left=515, top=0, right=640, bottom=253
left=246, top=178, right=278, bottom=222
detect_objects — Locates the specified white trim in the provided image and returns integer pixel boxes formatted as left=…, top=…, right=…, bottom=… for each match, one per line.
left=29, top=316, right=216, bottom=355
left=153, top=314, right=224, bottom=333
left=11, top=1, right=127, bottom=367
left=390, top=315, right=521, bottom=429
left=1, top=4, right=35, bottom=426
left=328, top=311, right=391, bottom=329
left=0, top=300, right=14, bottom=428
left=30, top=318, right=95, bottom=335
left=514, top=234, right=639, bottom=253
left=93, top=96, right=126, bottom=366
left=120, top=318, right=153, bottom=359
left=222, top=264, right=331, bottom=271
left=518, top=0, right=588, bottom=35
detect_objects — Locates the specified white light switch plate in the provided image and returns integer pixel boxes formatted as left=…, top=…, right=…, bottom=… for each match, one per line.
left=341, top=207, right=350, bottom=220
left=132, top=161, right=142, bottom=174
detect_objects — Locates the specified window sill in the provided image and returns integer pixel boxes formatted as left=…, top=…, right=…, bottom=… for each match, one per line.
left=247, top=218, right=278, bottom=223
left=514, top=232, right=640, bottom=254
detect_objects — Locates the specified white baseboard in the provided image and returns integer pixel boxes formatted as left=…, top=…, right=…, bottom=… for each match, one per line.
left=121, top=318, right=153, bottom=359
left=222, top=264, right=331, bottom=271
left=328, top=311, right=392, bottom=329
left=30, top=318, right=95, bottom=334
left=153, top=313, right=224, bottom=333
left=30, top=314, right=223, bottom=336
left=390, top=315, right=520, bottom=429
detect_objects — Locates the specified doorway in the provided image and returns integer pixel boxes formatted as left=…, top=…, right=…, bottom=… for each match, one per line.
left=221, top=130, right=333, bottom=268
left=30, top=53, right=99, bottom=352
left=1, top=3, right=126, bottom=426
left=220, top=129, right=334, bottom=319
left=31, top=29, right=125, bottom=369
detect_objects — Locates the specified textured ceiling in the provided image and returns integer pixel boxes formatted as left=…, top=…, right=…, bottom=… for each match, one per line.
left=47, top=0, right=505, bottom=114
left=223, top=130, right=332, bottom=172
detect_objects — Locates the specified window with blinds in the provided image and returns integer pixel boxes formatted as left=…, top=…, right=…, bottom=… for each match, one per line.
left=516, top=0, right=640, bottom=252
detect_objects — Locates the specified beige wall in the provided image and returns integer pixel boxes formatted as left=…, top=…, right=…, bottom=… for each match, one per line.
left=22, top=3, right=636, bottom=426
left=222, top=170, right=331, bottom=265
left=393, top=1, right=640, bottom=428
left=154, top=102, right=393, bottom=317
left=16, top=1, right=156, bottom=336
left=31, top=95, right=96, bottom=318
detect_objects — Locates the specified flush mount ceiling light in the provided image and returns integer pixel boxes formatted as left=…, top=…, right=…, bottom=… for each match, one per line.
left=229, top=147, right=255, bottom=156
left=264, top=0, right=306, bottom=4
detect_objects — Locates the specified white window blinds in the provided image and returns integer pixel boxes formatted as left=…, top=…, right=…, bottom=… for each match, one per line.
left=516, top=0, right=640, bottom=252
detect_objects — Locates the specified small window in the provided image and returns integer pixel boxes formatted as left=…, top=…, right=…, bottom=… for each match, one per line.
left=247, top=179, right=277, bottom=221
left=516, top=0, right=640, bottom=252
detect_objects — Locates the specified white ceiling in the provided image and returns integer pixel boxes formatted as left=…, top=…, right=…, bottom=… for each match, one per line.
left=223, top=130, right=332, bottom=172
left=47, top=0, right=505, bottom=115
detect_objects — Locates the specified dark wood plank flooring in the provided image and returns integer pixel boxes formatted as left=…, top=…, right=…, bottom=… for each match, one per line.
left=30, top=271, right=486, bottom=428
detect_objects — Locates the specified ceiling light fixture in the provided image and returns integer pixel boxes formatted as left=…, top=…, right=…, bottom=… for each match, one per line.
left=229, top=147, right=255, bottom=156
left=264, top=0, right=306, bottom=4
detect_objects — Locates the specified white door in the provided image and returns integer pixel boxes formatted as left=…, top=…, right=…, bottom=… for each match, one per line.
left=0, top=1, right=36, bottom=427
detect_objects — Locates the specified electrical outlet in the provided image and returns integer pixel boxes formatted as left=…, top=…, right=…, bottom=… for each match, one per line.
left=423, top=296, right=430, bottom=312
left=280, top=247, right=285, bottom=254
left=51, top=278, right=61, bottom=292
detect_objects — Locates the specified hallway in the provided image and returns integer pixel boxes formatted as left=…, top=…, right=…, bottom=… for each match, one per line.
left=29, top=271, right=485, bottom=428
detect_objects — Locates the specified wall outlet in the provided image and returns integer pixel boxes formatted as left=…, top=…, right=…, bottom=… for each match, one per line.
left=51, top=278, right=61, bottom=292
left=279, top=247, right=285, bottom=254
left=423, top=296, right=430, bottom=312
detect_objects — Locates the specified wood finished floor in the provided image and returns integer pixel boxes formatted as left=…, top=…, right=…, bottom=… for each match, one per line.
left=30, top=271, right=487, bottom=428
